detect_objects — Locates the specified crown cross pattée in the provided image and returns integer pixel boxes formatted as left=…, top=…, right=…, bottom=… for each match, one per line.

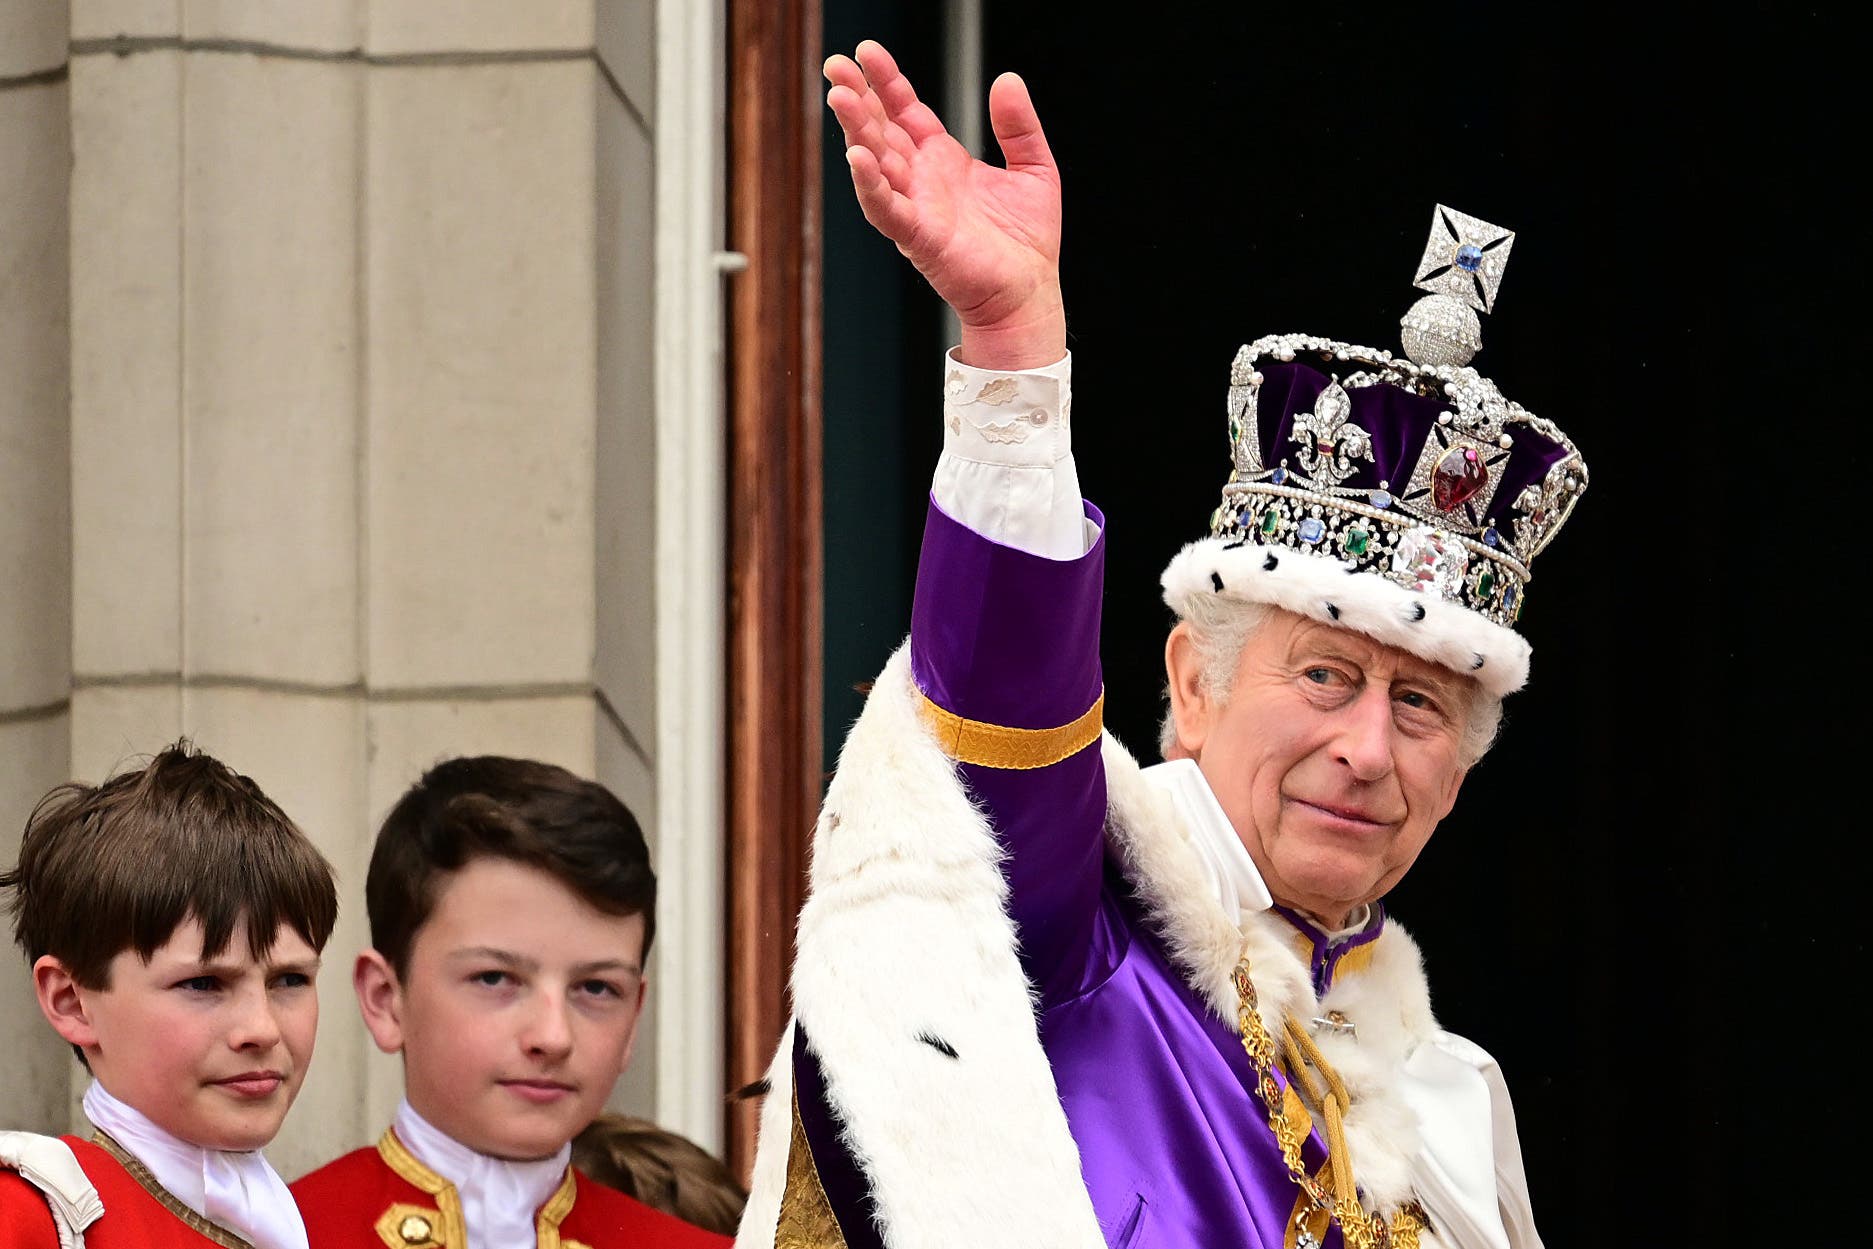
left=1287, top=381, right=1373, bottom=489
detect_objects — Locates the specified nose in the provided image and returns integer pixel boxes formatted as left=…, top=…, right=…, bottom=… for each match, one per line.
left=1334, top=685, right=1397, bottom=784
left=518, top=991, right=575, bottom=1061
left=227, top=985, right=284, bottom=1053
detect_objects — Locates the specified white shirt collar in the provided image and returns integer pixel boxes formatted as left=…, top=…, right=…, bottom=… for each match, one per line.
left=81, top=1081, right=308, bottom=1249
left=1143, top=759, right=1273, bottom=923
left=1143, top=758, right=1373, bottom=939
left=394, top=1099, right=571, bottom=1249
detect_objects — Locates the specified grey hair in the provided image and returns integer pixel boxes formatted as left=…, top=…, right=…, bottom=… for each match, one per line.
left=1158, top=594, right=1504, bottom=769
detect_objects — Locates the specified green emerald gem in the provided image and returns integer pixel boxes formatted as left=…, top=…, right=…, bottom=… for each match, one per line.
left=1229, top=416, right=1242, bottom=444
left=1344, top=527, right=1369, bottom=557
left=1209, top=506, right=1223, bottom=532
left=1477, top=569, right=1495, bottom=599
left=1261, top=508, right=1281, bottom=535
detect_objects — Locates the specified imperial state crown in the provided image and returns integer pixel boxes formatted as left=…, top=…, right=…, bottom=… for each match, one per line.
left=1161, top=206, right=1588, bottom=697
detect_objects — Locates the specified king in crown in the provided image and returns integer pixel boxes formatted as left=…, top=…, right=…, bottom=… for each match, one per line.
left=741, top=40, right=1578, bottom=1249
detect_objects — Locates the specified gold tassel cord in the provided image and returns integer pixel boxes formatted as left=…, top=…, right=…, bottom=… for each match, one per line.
left=1282, top=1017, right=1360, bottom=1220
left=1233, top=955, right=1427, bottom=1249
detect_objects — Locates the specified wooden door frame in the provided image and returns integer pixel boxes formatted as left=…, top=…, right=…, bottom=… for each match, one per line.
left=724, top=0, right=823, bottom=1177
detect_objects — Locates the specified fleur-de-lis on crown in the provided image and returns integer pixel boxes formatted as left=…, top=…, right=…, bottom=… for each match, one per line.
left=1287, top=381, right=1373, bottom=489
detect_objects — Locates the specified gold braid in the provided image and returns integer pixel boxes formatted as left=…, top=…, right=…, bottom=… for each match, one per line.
left=1232, top=958, right=1428, bottom=1249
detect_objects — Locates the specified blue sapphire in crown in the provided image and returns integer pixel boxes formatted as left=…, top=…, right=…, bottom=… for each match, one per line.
left=1455, top=243, right=1484, bottom=272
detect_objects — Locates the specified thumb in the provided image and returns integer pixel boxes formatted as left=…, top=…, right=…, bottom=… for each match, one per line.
left=987, top=71, right=1055, bottom=176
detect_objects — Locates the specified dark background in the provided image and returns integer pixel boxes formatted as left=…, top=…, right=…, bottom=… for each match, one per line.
left=823, top=3, right=1853, bottom=1242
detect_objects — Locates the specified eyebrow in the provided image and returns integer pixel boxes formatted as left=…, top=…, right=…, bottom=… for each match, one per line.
left=449, top=948, right=642, bottom=977
left=1291, top=634, right=1469, bottom=702
left=170, top=956, right=321, bottom=979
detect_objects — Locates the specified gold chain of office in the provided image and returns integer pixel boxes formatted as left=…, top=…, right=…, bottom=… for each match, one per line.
left=1232, top=958, right=1428, bottom=1249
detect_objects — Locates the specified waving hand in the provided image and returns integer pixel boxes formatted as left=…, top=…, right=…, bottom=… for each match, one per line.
left=825, top=41, right=1065, bottom=371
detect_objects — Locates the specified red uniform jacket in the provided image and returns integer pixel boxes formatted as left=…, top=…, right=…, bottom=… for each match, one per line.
left=0, top=1134, right=255, bottom=1248
left=291, top=1129, right=729, bottom=1249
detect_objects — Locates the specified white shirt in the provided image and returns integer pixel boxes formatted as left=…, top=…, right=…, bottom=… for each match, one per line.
left=393, top=1099, right=570, bottom=1249
left=81, top=1081, right=308, bottom=1249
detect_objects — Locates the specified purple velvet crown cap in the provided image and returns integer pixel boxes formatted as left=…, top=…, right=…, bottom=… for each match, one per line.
left=1251, top=360, right=1573, bottom=530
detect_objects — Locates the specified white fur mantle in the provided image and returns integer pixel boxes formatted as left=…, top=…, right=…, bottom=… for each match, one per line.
left=736, top=644, right=1537, bottom=1249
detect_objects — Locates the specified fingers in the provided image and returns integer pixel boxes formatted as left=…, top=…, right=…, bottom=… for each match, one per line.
left=851, top=40, right=948, bottom=146
left=987, top=72, right=1056, bottom=177
left=842, top=144, right=917, bottom=245
left=826, top=84, right=912, bottom=189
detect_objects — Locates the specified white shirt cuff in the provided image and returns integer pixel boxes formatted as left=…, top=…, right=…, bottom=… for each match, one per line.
left=931, top=348, right=1093, bottom=560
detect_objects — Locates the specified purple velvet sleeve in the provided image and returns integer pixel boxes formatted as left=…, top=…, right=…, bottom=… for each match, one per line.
left=909, top=496, right=1113, bottom=1005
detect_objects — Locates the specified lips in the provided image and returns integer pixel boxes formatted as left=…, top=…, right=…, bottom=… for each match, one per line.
left=499, top=1079, right=576, bottom=1105
left=1289, top=797, right=1395, bottom=829
left=212, top=1071, right=285, bottom=1098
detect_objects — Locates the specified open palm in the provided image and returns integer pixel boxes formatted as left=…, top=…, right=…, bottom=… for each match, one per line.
left=826, top=42, right=1061, bottom=337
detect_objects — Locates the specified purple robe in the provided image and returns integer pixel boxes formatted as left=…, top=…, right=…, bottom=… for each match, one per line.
left=795, top=498, right=1380, bottom=1247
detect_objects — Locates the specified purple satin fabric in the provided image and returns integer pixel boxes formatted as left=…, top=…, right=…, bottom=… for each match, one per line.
left=895, top=498, right=1342, bottom=1246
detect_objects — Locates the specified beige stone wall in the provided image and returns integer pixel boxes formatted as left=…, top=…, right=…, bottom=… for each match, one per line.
left=0, top=0, right=721, bottom=1177
left=0, top=0, right=76, bottom=1140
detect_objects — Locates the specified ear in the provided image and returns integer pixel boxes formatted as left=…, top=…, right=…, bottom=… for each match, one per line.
left=33, top=956, right=99, bottom=1051
left=1164, top=620, right=1216, bottom=759
left=353, top=950, right=407, bottom=1055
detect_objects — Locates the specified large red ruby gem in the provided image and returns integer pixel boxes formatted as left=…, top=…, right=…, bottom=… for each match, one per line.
left=1432, top=445, right=1487, bottom=512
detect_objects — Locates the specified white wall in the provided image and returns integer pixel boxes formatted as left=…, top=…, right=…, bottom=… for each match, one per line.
left=0, top=0, right=727, bottom=1174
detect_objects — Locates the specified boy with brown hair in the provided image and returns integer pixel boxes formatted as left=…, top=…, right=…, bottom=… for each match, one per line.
left=0, top=742, right=339, bottom=1249
left=290, top=756, right=726, bottom=1248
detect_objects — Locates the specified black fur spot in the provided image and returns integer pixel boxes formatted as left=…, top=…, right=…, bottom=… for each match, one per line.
left=1222, top=538, right=1247, bottom=551
left=1263, top=553, right=1279, bottom=571
left=1325, top=603, right=1340, bottom=620
left=1472, top=653, right=1486, bottom=670
left=1211, top=572, right=1225, bottom=593
left=916, top=1032, right=960, bottom=1060
left=732, top=1077, right=773, bottom=1101
left=1410, top=603, right=1426, bottom=622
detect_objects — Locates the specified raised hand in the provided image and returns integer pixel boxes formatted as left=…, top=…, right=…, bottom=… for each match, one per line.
left=825, top=41, right=1065, bottom=371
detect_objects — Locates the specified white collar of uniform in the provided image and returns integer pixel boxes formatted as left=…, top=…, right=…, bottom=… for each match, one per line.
left=81, top=1080, right=308, bottom=1249
left=394, top=1099, right=571, bottom=1249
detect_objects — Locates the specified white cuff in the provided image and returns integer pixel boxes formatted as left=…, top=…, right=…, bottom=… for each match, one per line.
left=940, top=348, right=1073, bottom=467
left=932, top=348, right=1091, bottom=560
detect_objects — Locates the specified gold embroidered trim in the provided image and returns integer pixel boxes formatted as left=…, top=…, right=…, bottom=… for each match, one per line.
left=774, top=1084, right=846, bottom=1248
left=88, top=1131, right=255, bottom=1249
left=375, top=1201, right=446, bottom=1248
left=535, top=1168, right=578, bottom=1248
left=376, top=1128, right=469, bottom=1249
left=1330, top=938, right=1381, bottom=981
left=917, top=688, right=1103, bottom=770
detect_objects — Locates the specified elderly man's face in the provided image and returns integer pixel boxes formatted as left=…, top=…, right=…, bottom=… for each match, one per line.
left=1166, top=608, right=1472, bottom=926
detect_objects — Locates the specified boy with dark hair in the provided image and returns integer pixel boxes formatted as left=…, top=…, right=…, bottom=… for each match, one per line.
left=0, top=742, right=339, bottom=1249
left=291, top=756, right=725, bottom=1248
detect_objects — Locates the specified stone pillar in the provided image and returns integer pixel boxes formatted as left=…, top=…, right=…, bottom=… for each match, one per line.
left=0, top=0, right=74, bottom=1137
left=52, top=0, right=694, bottom=1175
